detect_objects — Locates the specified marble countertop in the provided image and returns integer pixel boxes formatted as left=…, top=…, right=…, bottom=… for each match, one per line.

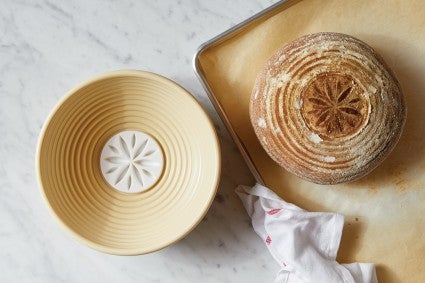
left=0, top=0, right=279, bottom=282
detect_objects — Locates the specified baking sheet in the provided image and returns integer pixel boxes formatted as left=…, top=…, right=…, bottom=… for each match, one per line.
left=194, top=0, right=425, bottom=282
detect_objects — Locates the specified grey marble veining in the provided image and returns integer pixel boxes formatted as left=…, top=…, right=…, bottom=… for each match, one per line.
left=0, top=0, right=279, bottom=282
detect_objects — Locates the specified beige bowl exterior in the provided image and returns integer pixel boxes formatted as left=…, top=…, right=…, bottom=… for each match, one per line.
left=36, top=70, right=220, bottom=255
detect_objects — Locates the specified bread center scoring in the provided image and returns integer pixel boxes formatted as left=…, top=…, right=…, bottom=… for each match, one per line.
left=300, top=72, right=369, bottom=140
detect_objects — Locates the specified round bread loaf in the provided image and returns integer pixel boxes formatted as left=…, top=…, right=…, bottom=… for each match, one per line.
left=250, top=32, right=406, bottom=185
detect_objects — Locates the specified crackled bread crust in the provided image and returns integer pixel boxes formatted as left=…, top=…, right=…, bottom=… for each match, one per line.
left=250, top=32, right=406, bottom=184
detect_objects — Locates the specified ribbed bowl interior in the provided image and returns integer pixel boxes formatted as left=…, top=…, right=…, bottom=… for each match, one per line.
left=36, top=71, right=220, bottom=255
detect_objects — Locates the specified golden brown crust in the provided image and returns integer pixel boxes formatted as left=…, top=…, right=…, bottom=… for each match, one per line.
left=250, top=32, right=406, bottom=184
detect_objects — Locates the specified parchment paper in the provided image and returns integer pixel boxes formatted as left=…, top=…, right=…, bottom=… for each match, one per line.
left=197, top=0, right=425, bottom=282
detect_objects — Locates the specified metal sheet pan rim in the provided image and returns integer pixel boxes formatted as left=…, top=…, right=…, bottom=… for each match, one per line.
left=193, top=0, right=291, bottom=184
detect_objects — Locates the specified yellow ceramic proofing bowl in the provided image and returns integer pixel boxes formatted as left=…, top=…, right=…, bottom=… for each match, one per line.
left=36, top=70, right=220, bottom=255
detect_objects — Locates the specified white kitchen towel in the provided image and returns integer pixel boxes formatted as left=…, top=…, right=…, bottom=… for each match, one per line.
left=236, top=184, right=377, bottom=283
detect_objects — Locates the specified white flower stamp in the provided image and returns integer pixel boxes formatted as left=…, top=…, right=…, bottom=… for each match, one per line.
left=100, top=130, right=164, bottom=193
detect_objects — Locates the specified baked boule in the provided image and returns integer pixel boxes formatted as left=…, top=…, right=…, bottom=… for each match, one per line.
left=250, top=32, right=406, bottom=184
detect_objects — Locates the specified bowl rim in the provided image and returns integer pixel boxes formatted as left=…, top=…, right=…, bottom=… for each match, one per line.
left=35, top=70, right=221, bottom=255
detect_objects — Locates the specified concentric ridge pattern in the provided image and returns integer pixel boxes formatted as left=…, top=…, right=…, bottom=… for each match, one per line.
left=37, top=71, right=220, bottom=255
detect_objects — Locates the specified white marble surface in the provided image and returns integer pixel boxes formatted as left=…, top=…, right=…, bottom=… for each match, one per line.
left=0, top=0, right=280, bottom=282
